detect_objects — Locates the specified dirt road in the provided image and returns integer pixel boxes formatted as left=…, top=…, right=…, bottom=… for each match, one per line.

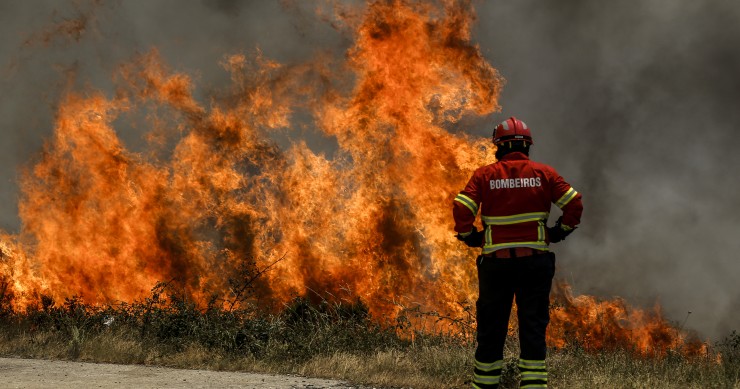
left=0, top=357, right=360, bottom=388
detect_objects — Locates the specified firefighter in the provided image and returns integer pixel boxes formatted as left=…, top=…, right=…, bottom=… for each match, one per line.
left=453, top=117, right=583, bottom=389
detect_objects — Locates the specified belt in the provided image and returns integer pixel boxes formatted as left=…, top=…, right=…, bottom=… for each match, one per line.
left=482, top=247, right=546, bottom=259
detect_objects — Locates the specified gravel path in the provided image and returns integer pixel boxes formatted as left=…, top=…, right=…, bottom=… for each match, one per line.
left=0, top=357, right=363, bottom=389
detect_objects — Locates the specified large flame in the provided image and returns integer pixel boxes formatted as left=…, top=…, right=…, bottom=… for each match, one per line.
left=548, top=282, right=707, bottom=357
left=0, top=0, right=703, bottom=356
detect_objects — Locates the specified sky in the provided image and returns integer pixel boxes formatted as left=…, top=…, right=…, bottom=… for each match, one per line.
left=1, top=0, right=739, bottom=340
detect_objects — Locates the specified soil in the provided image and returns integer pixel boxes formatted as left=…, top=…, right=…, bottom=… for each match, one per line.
left=0, top=357, right=364, bottom=388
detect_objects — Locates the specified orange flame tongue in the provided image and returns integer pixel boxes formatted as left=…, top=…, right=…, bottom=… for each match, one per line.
left=18, top=92, right=213, bottom=305
left=0, top=0, right=706, bottom=357
left=4, top=0, right=503, bottom=317
left=549, top=282, right=707, bottom=357
left=248, top=0, right=503, bottom=316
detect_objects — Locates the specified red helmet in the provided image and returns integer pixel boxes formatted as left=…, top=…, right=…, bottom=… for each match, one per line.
left=492, top=116, right=533, bottom=145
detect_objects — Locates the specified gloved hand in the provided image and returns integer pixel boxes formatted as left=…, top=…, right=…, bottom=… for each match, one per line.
left=456, top=226, right=484, bottom=248
left=548, top=216, right=575, bottom=243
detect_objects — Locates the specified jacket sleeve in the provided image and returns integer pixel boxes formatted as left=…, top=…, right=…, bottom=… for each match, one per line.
left=550, top=170, right=583, bottom=229
left=453, top=170, right=481, bottom=236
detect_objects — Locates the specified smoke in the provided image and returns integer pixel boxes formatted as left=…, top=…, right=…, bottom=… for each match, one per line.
left=0, top=0, right=345, bottom=231
left=474, top=0, right=740, bottom=339
left=1, top=0, right=738, bottom=339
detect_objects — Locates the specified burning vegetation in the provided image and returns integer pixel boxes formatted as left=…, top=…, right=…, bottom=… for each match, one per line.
left=0, top=0, right=706, bottom=358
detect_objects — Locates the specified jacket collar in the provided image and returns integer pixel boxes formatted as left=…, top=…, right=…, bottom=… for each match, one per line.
left=500, top=152, right=529, bottom=161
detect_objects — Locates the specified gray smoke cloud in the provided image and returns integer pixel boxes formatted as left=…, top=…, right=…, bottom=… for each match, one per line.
left=474, top=0, right=740, bottom=340
left=0, top=0, right=344, bottom=230
left=1, top=0, right=738, bottom=339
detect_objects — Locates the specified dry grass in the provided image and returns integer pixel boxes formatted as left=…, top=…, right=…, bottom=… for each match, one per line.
left=298, top=347, right=472, bottom=388
left=3, top=324, right=739, bottom=388
left=548, top=349, right=740, bottom=389
left=1, top=292, right=739, bottom=388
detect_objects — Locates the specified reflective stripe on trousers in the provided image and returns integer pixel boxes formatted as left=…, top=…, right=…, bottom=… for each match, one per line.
left=471, top=358, right=502, bottom=388
left=474, top=253, right=555, bottom=389
left=519, top=358, right=547, bottom=388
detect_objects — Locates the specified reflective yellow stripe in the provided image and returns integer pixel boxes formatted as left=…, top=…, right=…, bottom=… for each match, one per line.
left=537, top=220, right=545, bottom=241
left=454, top=194, right=478, bottom=215
left=473, top=373, right=500, bottom=385
left=518, top=359, right=546, bottom=369
left=475, top=359, right=503, bottom=371
left=561, top=224, right=574, bottom=231
left=471, top=383, right=484, bottom=389
left=555, top=187, right=578, bottom=208
left=458, top=229, right=473, bottom=238
left=522, top=371, right=548, bottom=381
left=521, top=385, right=547, bottom=389
left=481, top=213, right=548, bottom=253
left=482, top=241, right=549, bottom=254
left=481, top=212, right=548, bottom=225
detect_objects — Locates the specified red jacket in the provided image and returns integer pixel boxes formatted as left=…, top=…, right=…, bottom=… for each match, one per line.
left=453, top=152, right=583, bottom=254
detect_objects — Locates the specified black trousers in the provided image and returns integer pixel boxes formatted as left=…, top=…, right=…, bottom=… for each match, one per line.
left=475, top=251, right=556, bottom=364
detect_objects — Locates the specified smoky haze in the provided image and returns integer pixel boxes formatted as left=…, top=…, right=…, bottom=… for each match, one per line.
left=0, top=0, right=345, bottom=230
left=474, top=0, right=740, bottom=340
left=0, top=0, right=738, bottom=340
